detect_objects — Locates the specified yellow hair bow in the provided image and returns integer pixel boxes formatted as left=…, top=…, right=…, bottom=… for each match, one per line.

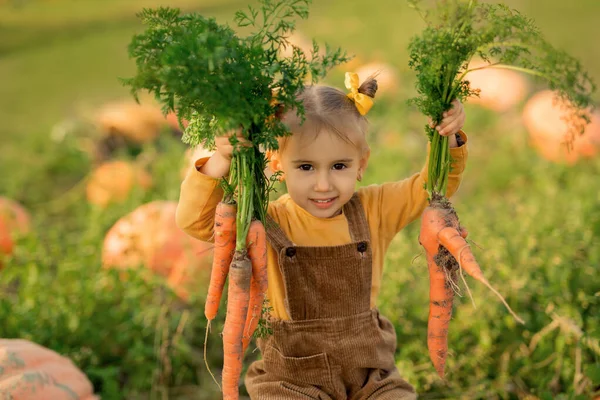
left=345, top=72, right=373, bottom=116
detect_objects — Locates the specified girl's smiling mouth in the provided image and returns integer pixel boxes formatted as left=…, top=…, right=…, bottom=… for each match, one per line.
left=310, top=197, right=338, bottom=209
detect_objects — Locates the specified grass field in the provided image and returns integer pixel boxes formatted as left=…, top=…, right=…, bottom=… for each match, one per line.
left=0, top=0, right=599, bottom=399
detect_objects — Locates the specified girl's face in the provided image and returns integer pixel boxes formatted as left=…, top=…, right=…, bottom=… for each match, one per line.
left=274, top=130, right=369, bottom=218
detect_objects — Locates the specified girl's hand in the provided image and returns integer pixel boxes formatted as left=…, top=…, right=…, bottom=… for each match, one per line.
left=428, top=99, right=466, bottom=147
left=215, top=128, right=247, bottom=161
left=200, top=128, right=249, bottom=178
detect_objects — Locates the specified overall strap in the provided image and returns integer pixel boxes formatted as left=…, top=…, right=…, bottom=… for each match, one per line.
left=343, top=193, right=371, bottom=243
left=265, top=214, right=293, bottom=253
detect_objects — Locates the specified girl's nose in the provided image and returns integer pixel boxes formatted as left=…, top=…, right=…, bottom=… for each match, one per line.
left=314, top=172, right=332, bottom=192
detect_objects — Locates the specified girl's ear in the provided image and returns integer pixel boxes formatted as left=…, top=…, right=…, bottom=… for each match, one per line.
left=358, top=148, right=370, bottom=176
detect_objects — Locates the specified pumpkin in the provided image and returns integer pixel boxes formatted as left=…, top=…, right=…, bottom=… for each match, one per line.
left=102, top=201, right=212, bottom=301
left=86, top=160, right=153, bottom=207
left=573, top=113, right=600, bottom=158
left=95, top=101, right=166, bottom=144
left=355, top=62, right=399, bottom=95
left=0, top=197, right=31, bottom=260
left=0, top=219, right=13, bottom=257
left=467, top=60, right=529, bottom=112
left=522, top=90, right=599, bottom=163
left=0, top=339, right=97, bottom=400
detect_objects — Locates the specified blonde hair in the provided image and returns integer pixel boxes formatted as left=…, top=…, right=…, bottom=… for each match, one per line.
left=278, top=75, right=378, bottom=154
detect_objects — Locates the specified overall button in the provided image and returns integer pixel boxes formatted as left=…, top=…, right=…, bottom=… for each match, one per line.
left=285, top=247, right=297, bottom=257
left=357, top=242, right=368, bottom=253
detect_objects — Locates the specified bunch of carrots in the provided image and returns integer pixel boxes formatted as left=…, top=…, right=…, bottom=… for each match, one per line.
left=407, top=0, right=595, bottom=379
left=206, top=202, right=267, bottom=398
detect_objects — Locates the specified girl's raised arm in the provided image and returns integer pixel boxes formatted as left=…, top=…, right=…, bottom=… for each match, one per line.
left=175, top=158, right=226, bottom=242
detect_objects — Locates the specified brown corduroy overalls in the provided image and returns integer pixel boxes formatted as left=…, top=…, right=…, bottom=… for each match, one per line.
left=245, top=194, right=417, bottom=400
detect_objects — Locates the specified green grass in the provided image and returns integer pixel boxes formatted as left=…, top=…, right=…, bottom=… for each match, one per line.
left=0, top=0, right=599, bottom=399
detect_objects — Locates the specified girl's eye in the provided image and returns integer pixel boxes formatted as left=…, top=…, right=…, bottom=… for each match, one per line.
left=332, top=163, right=347, bottom=170
left=298, top=164, right=313, bottom=171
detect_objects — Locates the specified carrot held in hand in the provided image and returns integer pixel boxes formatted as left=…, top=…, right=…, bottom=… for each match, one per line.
left=424, top=251, right=454, bottom=379
left=420, top=204, right=523, bottom=379
left=243, top=220, right=268, bottom=354
left=222, top=252, right=252, bottom=400
left=205, top=202, right=237, bottom=322
left=203, top=202, right=237, bottom=390
left=420, top=205, right=457, bottom=379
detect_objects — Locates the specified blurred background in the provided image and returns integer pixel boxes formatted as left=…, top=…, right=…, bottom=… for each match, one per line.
left=0, top=0, right=599, bottom=399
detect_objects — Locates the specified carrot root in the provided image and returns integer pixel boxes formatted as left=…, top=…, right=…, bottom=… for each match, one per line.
left=222, top=252, right=252, bottom=400
left=204, top=320, right=220, bottom=390
left=438, top=226, right=524, bottom=324
left=420, top=202, right=524, bottom=379
left=205, top=202, right=237, bottom=322
left=426, top=252, right=453, bottom=380
left=242, top=220, right=268, bottom=354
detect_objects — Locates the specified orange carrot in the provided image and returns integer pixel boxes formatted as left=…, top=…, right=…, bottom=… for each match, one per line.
left=222, top=252, right=252, bottom=400
left=437, top=225, right=524, bottom=323
left=205, top=202, right=237, bottom=322
left=242, top=220, right=268, bottom=354
left=420, top=206, right=456, bottom=379
left=425, top=252, right=454, bottom=379
left=419, top=205, right=523, bottom=379
left=419, top=206, right=452, bottom=254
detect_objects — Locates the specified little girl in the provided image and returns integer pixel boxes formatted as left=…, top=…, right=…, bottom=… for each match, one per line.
left=176, top=73, right=468, bottom=399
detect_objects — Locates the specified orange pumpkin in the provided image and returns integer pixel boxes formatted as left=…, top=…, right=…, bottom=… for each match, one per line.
left=95, top=101, right=166, bottom=144
left=355, top=62, right=399, bottom=96
left=466, top=60, right=529, bottom=112
left=86, top=161, right=153, bottom=207
left=0, top=219, right=13, bottom=256
left=0, top=197, right=31, bottom=260
left=102, top=201, right=212, bottom=301
left=573, top=113, right=600, bottom=158
left=522, top=90, right=599, bottom=163
left=0, top=339, right=97, bottom=400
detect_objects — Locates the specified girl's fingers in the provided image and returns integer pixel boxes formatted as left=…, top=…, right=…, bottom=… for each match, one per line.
left=438, top=112, right=465, bottom=135
left=437, top=114, right=464, bottom=136
left=435, top=100, right=465, bottom=134
left=443, top=107, right=455, bottom=118
left=436, top=119, right=455, bottom=135
left=438, top=122, right=458, bottom=136
left=442, top=100, right=460, bottom=117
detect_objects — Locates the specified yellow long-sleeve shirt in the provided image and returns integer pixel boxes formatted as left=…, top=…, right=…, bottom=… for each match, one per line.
left=176, top=132, right=468, bottom=320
